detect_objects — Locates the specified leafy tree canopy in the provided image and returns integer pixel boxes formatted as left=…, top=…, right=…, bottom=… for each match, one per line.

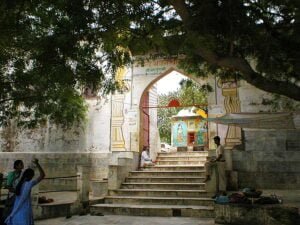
left=1, top=0, right=299, bottom=127
left=0, top=0, right=130, bottom=127
left=124, top=0, right=300, bottom=100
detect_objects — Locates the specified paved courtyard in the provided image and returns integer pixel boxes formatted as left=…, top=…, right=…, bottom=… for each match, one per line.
left=36, top=215, right=215, bottom=225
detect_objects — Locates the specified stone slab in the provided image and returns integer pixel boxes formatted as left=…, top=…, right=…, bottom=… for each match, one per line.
left=109, top=189, right=209, bottom=198
left=90, top=204, right=214, bottom=218
left=36, top=215, right=215, bottom=225
left=104, top=196, right=214, bottom=206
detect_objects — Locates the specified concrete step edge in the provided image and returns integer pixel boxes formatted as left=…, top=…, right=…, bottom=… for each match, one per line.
left=127, top=176, right=205, bottom=179
left=156, top=156, right=208, bottom=158
left=158, top=151, right=209, bottom=154
left=152, top=165, right=205, bottom=168
left=130, top=170, right=205, bottom=173
left=131, top=170, right=205, bottom=173
left=122, top=182, right=205, bottom=185
left=112, top=189, right=207, bottom=192
left=105, top=196, right=213, bottom=201
left=91, top=203, right=214, bottom=210
left=156, top=159, right=206, bottom=161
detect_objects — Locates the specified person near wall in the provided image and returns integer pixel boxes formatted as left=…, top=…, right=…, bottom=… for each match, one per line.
left=2, top=160, right=24, bottom=223
left=140, top=146, right=155, bottom=168
left=5, top=159, right=45, bottom=225
left=204, top=136, right=226, bottom=191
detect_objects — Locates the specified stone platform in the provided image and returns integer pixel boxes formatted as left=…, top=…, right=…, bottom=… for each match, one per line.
left=36, top=215, right=215, bottom=225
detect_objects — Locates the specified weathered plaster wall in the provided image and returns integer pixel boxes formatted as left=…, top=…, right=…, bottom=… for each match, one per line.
left=0, top=99, right=111, bottom=153
left=239, top=80, right=299, bottom=113
left=0, top=98, right=113, bottom=191
left=239, top=81, right=278, bottom=112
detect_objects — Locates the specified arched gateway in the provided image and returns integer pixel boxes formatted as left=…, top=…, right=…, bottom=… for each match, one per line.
left=109, top=55, right=242, bottom=156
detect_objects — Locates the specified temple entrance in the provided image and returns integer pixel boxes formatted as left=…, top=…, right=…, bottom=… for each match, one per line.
left=139, top=69, right=209, bottom=156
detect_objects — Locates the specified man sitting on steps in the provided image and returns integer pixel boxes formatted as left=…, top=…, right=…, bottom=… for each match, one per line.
left=140, top=146, right=155, bottom=168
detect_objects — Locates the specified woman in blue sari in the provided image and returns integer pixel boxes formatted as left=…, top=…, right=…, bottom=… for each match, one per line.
left=5, top=159, right=45, bottom=225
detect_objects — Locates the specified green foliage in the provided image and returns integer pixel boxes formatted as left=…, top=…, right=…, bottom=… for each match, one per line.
left=158, top=79, right=209, bottom=143
left=178, top=79, right=211, bottom=106
left=1, top=0, right=299, bottom=127
left=0, top=0, right=132, bottom=127
left=157, top=91, right=179, bottom=143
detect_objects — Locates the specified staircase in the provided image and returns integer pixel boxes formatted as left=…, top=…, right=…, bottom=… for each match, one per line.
left=90, top=151, right=214, bottom=217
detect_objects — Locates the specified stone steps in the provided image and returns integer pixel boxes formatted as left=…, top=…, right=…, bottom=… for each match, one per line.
left=157, top=156, right=207, bottom=161
left=129, top=170, right=205, bottom=177
left=158, top=151, right=209, bottom=156
left=142, top=165, right=204, bottom=171
left=121, top=182, right=206, bottom=190
left=156, top=160, right=205, bottom=165
left=157, top=151, right=208, bottom=156
left=108, top=189, right=209, bottom=198
left=90, top=204, right=214, bottom=218
left=91, top=151, right=212, bottom=217
left=125, top=176, right=205, bottom=183
left=104, top=196, right=214, bottom=206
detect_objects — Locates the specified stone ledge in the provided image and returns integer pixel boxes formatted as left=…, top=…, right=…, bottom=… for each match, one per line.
left=215, top=204, right=299, bottom=225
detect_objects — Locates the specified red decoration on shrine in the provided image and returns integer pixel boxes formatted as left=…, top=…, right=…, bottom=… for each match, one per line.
left=168, top=99, right=180, bottom=107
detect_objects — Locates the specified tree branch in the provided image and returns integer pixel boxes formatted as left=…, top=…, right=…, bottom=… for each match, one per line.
left=168, top=0, right=190, bottom=24
left=216, top=56, right=300, bottom=101
left=168, top=1, right=300, bottom=101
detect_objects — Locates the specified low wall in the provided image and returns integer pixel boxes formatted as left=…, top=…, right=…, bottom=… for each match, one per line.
left=108, top=151, right=140, bottom=190
left=0, top=152, right=110, bottom=191
left=232, top=129, right=300, bottom=189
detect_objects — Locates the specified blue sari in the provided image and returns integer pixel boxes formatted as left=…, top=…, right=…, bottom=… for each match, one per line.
left=5, top=180, right=38, bottom=225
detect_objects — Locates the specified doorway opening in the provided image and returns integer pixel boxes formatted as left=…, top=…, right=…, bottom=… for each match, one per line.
left=139, top=69, right=210, bottom=155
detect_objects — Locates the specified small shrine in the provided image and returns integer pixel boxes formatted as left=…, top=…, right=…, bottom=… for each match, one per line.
left=171, top=107, right=208, bottom=150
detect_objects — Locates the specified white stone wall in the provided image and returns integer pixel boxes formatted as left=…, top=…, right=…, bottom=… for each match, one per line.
left=0, top=98, right=112, bottom=190
left=85, top=98, right=111, bottom=152
left=0, top=98, right=111, bottom=153
left=239, top=81, right=275, bottom=112
left=239, top=80, right=299, bottom=113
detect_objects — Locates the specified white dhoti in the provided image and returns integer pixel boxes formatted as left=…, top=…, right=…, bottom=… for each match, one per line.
left=216, top=162, right=226, bottom=192
left=205, top=161, right=226, bottom=192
